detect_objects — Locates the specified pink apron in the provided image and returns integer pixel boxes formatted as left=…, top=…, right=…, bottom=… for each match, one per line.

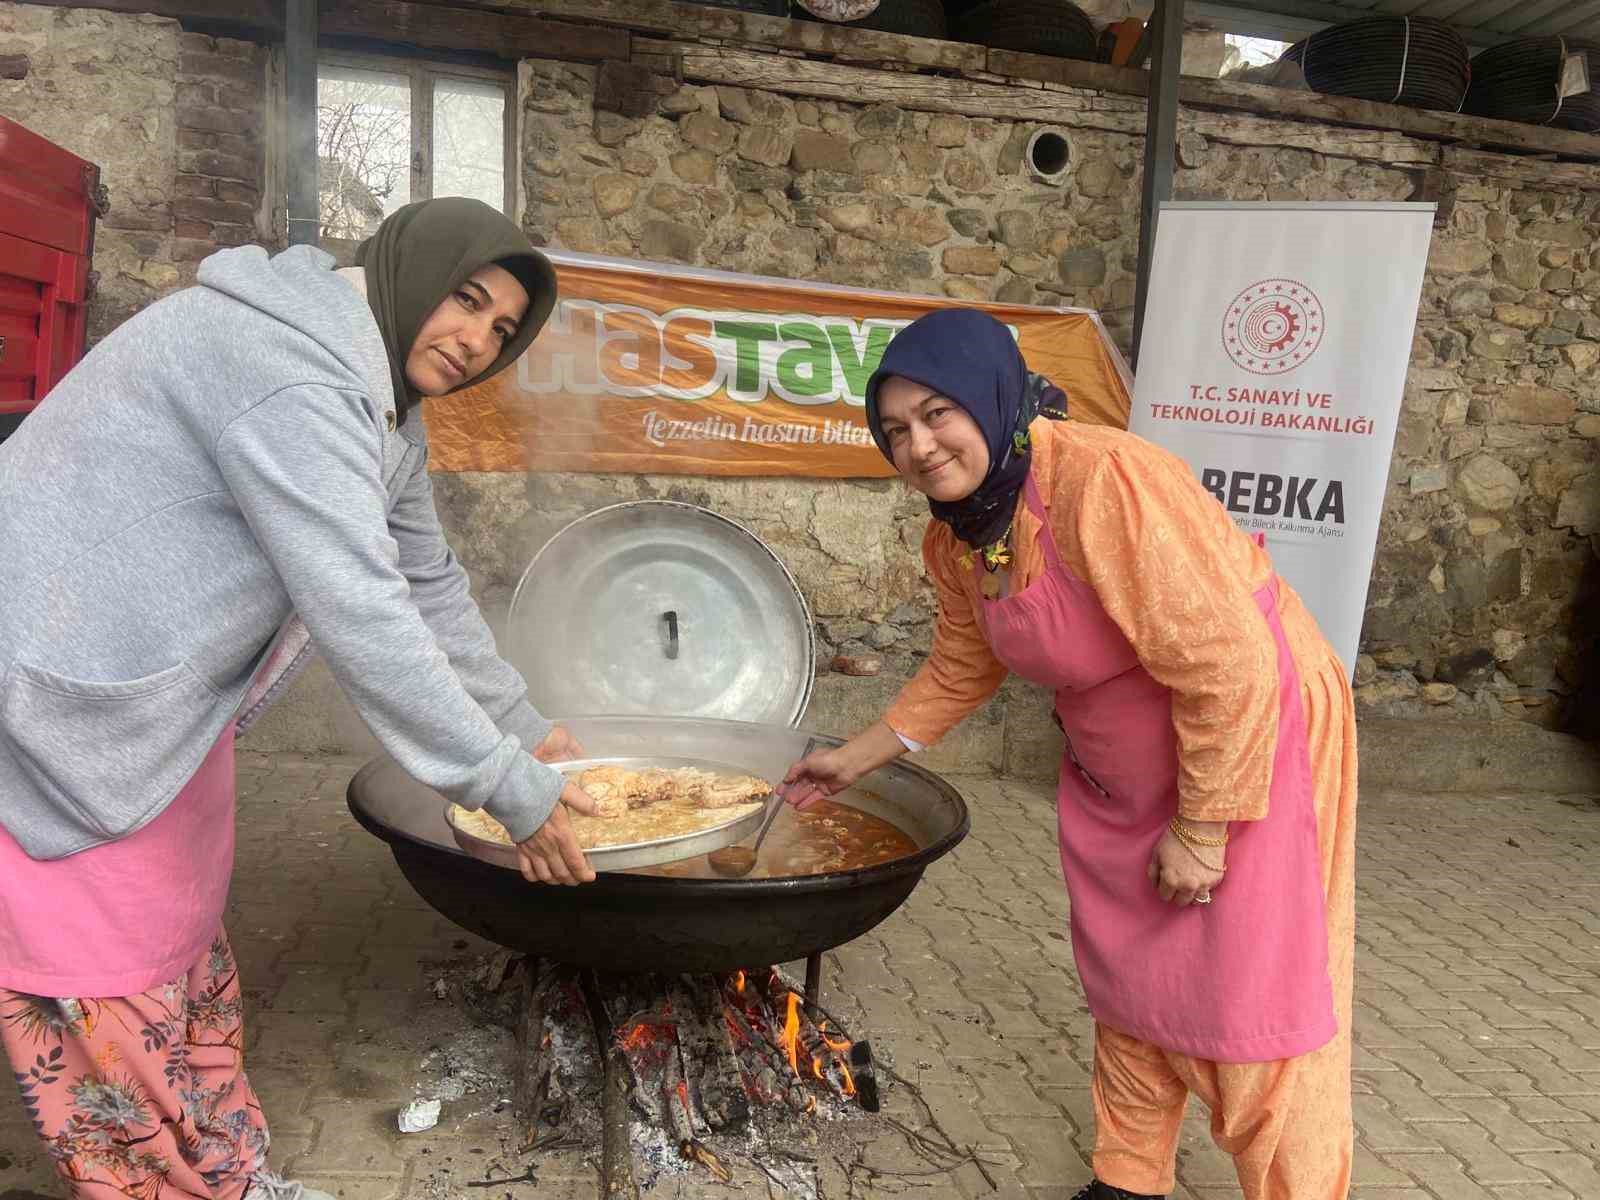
left=979, top=475, right=1335, bottom=1063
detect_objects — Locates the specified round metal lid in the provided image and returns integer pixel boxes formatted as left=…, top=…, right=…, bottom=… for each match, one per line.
left=506, top=501, right=815, bottom=727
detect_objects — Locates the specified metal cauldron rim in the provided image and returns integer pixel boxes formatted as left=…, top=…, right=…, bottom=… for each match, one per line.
left=346, top=723, right=970, bottom=897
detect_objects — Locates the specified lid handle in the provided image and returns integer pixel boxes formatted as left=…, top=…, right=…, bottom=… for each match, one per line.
left=662, top=610, right=679, bottom=659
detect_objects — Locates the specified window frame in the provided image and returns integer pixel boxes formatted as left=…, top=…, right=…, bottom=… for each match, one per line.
left=316, top=49, right=517, bottom=241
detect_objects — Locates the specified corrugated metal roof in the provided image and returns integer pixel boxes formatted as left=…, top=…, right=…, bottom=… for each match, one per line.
left=1187, top=0, right=1600, bottom=45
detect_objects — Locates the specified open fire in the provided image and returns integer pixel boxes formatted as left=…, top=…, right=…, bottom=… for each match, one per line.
left=510, top=957, right=876, bottom=1197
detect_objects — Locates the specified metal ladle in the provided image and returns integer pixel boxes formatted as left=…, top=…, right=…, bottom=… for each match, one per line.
left=707, top=738, right=817, bottom=878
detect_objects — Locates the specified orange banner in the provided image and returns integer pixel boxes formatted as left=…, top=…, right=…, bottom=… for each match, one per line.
left=426, top=251, right=1133, bottom=476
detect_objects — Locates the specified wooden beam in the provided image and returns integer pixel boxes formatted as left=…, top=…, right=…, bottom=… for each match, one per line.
left=987, top=47, right=1600, bottom=162
left=319, top=2, right=626, bottom=62
left=20, top=0, right=625, bottom=62
left=649, top=40, right=1145, bottom=136
left=16, top=0, right=283, bottom=31
left=1441, top=146, right=1600, bottom=190
left=654, top=41, right=1435, bottom=164
left=406, top=0, right=986, bottom=71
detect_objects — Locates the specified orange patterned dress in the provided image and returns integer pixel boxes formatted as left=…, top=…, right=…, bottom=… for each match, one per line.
left=885, top=419, right=1358, bottom=1199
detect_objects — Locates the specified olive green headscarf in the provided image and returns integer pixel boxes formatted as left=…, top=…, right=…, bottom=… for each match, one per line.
left=355, top=196, right=557, bottom=423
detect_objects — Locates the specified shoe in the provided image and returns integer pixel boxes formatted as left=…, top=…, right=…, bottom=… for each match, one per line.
left=244, top=1169, right=338, bottom=1200
left=1069, top=1182, right=1167, bottom=1200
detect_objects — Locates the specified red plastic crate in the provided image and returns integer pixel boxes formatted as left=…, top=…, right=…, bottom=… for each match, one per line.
left=0, top=115, right=100, bottom=434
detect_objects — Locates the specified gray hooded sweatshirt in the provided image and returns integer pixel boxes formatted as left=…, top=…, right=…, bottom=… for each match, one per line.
left=0, top=244, right=562, bottom=860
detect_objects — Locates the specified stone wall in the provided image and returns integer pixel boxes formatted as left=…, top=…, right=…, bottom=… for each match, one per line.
left=0, top=2, right=182, bottom=337
left=0, top=3, right=278, bottom=336
left=498, top=57, right=1600, bottom=761
left=1366, top=181, right=1600, bottom=728
left=4, top=3, right=1597, bottom=767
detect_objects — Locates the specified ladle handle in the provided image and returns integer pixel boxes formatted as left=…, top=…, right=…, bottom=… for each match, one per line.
left=662, top=610, right=679, bottom=659
left=758, top=736, right=818, bottom=849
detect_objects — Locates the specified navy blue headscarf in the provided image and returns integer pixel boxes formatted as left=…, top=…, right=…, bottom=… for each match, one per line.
left=865, top=309, right=1068, bottom=550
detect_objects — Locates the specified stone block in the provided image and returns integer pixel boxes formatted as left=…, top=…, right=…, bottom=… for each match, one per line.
left=1563, top=342, right=1599, bottom=373
left=1430, top=237, right=1492, bottom=274
left=791, top=130, right=853, bottom=173
left=1058, top=246, right=1107, bottom=287
left=590, top=172, right=637, bottom=217
left=668, top=149, right=716, bottom=185
left=1555, top=473, right=1600, bottom=535
left=946, top=207, right=987, bottom=239
left=892, top=205, right=949, bottom=247
left=996, top=277, right=1036, bottom=305
left=1494, top=244, right=1544, bottom=289
left=1447, top=283, right=1493, bottom=318
left=994, top=209, right=1036, bottom=250
left=1499, top=385, right=1575, bottom=425
left=1410, top=466, right=1449, bottom=494
left=737, top=123, right=791, bottom=167
left=1074, top=156, right=1119, bottom=198
left=943, top=151, right=988, bottom=194
left=1469, top=327, right=1526, bottom=361
left=679, top=110, right=735, bottom=154
left=590, top=111, right=638, bottom=147
left=942, top=245, right=1002, bottom=275
left=821, top=202, right=876, bottom=235
left=1493, top=303, right=1545, bottom=330
left=943, top=277, right=989, bottom=301
left=928, top=114, right=969, bottom=147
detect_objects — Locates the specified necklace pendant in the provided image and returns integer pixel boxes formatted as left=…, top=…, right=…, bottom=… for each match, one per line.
left=980, top=572, right=1002, bottom=600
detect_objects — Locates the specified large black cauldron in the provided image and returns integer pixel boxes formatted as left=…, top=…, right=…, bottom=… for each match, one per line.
left=347, top=716, right=969, bottom=974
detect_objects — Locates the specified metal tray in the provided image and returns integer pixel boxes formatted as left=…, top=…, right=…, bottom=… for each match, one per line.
left=444, top=755, right=775, bottom=873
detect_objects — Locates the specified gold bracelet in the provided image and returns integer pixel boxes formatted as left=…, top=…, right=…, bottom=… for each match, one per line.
left=1170, top=817, right=1228, bottom=847
left=1173, top=836, right=1226, bottom=873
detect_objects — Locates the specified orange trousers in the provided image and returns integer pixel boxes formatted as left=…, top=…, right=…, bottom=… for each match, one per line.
left=1091, top=637, right=1358, bottom=1199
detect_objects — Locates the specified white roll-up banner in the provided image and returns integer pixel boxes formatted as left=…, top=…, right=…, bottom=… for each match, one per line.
left=1130, top=202, right=1435, bottom=675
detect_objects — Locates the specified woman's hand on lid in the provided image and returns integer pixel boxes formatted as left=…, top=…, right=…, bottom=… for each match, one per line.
left=1147, top=822, right=1226, bottom=908
left=515, top=780, right=599, bottom=885
left=533, top=725, right=585, bottom=764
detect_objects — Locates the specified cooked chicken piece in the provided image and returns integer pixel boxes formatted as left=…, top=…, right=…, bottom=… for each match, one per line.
left=590, top=795, right=630, bottom=819
left=694, top=773, right=771, bottom=809
left=578, top=766, right=636, bottom=806
left=630, top=768, right=677, bottom=807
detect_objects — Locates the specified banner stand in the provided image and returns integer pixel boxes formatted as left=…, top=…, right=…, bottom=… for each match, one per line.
left=1129, top=202, right=1435, bottom=675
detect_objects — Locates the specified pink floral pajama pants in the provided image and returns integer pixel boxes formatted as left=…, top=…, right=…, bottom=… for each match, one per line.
left=1, top=932, right=269, bottom=1200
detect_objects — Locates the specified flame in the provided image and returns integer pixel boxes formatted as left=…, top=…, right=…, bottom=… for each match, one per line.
left=620, top=1021, right=667, bottom=1052
left=811, top=1053, right=824, bottom=1081
left=817, top=1020, right=857, bottom=1097
left=779, top=992, right=802, bottom=1075
left=676, top=1078, right=691, bottom=1120
left=733, top=969, right=746, bottom=994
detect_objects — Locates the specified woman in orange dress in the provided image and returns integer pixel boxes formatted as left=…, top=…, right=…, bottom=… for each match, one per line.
left=783, top=309, right=1358, bottom=1200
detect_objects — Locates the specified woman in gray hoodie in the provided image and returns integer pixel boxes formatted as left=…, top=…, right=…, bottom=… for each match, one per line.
left=0, top=197, right=590, bottom=1200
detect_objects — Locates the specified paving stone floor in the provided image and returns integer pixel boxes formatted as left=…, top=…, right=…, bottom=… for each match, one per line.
left=2, top=751, right=1598, bottom=1200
